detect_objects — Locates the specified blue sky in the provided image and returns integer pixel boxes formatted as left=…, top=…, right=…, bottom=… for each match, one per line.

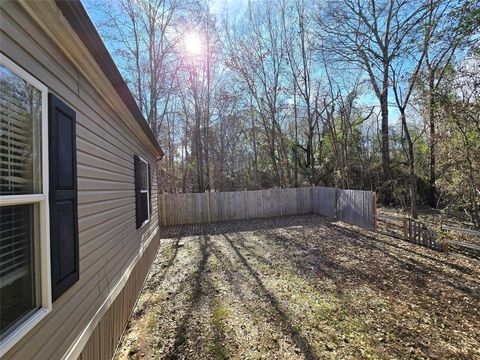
left=82, top=0, right=403, bottom=128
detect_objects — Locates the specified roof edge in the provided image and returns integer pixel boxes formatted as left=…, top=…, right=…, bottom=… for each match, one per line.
left=55, top=0, right=164, bottom=157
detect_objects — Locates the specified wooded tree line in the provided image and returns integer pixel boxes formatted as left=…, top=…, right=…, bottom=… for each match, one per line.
left=90, top=0, right=479, bottom=226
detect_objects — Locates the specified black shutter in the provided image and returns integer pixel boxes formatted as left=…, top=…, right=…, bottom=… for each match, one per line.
left=49, top=93, right=79, bottom=301
left=134, top=155, right=142, bottom=228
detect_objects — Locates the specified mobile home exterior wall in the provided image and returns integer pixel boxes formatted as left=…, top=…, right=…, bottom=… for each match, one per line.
left=0, top=1, right=162, bottom=358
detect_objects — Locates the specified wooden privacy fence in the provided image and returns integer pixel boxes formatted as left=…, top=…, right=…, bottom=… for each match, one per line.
left=160, top=188, right=313, bottom=226
left=312, top=187, right=336, bottom=218
left=312, top=187, right=376, bottom=229
left=159, top=186, right=377, bottom=230
left=337, top=189, right=376, bottom=229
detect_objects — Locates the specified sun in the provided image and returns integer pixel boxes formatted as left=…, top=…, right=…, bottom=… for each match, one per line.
left=184, top=32, right=203, bottom=56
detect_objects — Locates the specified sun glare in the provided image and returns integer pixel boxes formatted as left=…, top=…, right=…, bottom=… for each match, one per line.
left=184, top=32, right=203, bottom=56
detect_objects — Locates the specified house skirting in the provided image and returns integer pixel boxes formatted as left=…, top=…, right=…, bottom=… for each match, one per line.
left=73, top=232, right=159, bottom=360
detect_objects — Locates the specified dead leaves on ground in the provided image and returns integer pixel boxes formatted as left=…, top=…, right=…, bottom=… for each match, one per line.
left=115, top=215, right=480, bottom=360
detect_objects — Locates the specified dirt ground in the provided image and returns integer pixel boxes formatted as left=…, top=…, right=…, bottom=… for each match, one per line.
left=114, top=215, right=480, bottom=360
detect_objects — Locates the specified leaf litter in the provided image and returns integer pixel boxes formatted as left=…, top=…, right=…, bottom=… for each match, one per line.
left=114, top=215, right=479, bottom=360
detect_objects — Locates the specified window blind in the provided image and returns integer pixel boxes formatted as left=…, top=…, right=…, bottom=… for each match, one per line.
left=0, top=71, right=40, bottom=282
left=0, top=205, right=34, bottom=285
left=0, top=76, right=41, bottom=195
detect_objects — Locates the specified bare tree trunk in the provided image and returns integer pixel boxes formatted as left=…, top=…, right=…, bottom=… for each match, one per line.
left=204, top=18, right=211, bottom=190
left=270, top=120, right=281, bottom=187
left=380, top=78, right=392, bottom=204
left=182, top=112, right=189, bottom=193
left=293, top=86, right=298, bottom=187
left=400, top=110, right=418, bottom=219
left=427, top=74, right=438, bottom=207
left=193, top=90, right=204, bottom=192
left=251, top=113, right=259, bottom=186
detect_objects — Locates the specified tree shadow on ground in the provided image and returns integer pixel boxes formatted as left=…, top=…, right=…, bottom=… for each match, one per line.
left=168, top=215, right=479, bottom=307
left=221, top=232, right=318, bottom=360
left=161, top=231, right=318, bottom=359
left=158, top=215, right=323, bottom=239
left=163, top=234, right=211, bottom=360
left=162, top=215, right=479, bottom=298
left=328, top=223, right=480, bottom=300
left=144, top=236, right=182, bottom=291
left=126, top=215, right=479, bottom=359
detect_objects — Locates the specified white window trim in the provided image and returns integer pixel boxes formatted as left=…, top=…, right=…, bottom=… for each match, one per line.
left=0, top=54, right=52, bottom=357
left=138, top=155, right=150, bottom=228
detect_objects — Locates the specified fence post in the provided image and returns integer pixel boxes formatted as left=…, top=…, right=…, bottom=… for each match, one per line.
left=310, top=184, right=314, bottom=214
left=244, top=189, right=249, bottom=219
left=372, top=192, right=377, bottom=231
left=162, top=192, right=167, bottom=226
left=206, top=190, right=211, bottom=224
left=279, top=189, right=283, bottom=217
left=403, top=217, right=408, bottom=240
left=334, top=187, right=339, bottom=220
left=261, top=189, right=265, bottom=218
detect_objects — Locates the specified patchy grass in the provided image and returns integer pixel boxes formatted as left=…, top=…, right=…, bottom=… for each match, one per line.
left=115, top=215, right=480, bottom=359
left=209, top=299, right=230, bottom=360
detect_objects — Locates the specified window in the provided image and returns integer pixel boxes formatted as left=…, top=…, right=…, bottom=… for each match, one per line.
left=134, top=155, right=150, bottom=228
left=0, top=55, right=51, bottom=350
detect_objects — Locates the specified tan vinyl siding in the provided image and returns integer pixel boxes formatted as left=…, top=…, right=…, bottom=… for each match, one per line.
left=0, top=1, right=160, bottom=359
left=78, top=237, right=159, bottom=360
